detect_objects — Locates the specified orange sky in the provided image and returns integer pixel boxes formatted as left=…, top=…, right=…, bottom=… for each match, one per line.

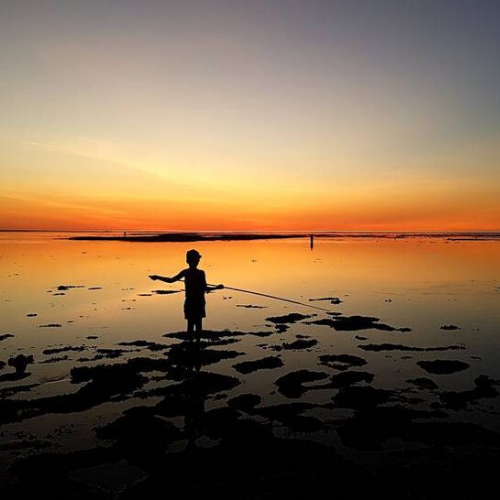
left=1, top=174, right=499, bottom=232
left=1, top=1, right=499, bottom=232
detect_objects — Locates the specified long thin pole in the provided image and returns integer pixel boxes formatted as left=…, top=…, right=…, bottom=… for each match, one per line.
left=154, top=277, right=331, bottom=313
left=209, top=284, right=331, bottom=312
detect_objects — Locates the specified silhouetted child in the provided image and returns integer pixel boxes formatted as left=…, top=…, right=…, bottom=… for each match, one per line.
left=149, top=249, right=223, bottom=340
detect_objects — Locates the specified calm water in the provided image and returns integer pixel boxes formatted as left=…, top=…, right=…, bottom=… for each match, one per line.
left=1, top=231, right=500, bottom=482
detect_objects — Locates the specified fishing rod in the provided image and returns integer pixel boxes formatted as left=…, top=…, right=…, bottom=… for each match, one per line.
left=150, top=275, right=331, bottom=312
left=209, top=283, right=331, bottom=313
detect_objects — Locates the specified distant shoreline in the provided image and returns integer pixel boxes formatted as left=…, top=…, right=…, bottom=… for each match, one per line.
left=67, top=233, right=301, bottom=242
left=2, top=229, right=500, bottom=242
left=65, top=232, right=500, bottom=242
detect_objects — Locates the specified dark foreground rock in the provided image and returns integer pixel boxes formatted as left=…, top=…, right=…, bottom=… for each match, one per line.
left=2, top=437, right=381, bottom=500
left=2, top=324, right=500, bottom=500
left=78, top=349, right=127, bottom=362
left=359, top=343, right=465, bottom=352
left=309, top=296, right=343, bottom=304
left=311, top=315, right=411, bottom=332
left=227, top=393, right=262, bottom=412
left=440, top=375, right=500, bottom=409
left=57, top=285, right=84, bottom=291
left=42, top=345, right=87, bottom=355
left=236, top=304, right=267, bottom=309
left=40, top=355, right=69, bottom=364
left=406, top=377, right=439, bottom=390
left=118, top=340, right=170, bottom=351
left=163, top=329, right=273, bottom=340
left=275, top=370, right=329, bottom=398
left=272, top=338, right=318, bottom=351
left=233, top=356, right=284, bottom=374
left=8, top=354, right=34, bottom=374
left=417, top=360, right=470, bottom=375
left=266, top=313, right=315, bottom=324
left=329, top=371, right=374, bottom=388
left=319, top=353, right=368, bottom=371
left=333, top=385, right=394, bottom=409
left=153, top=289, right=182, bottom=295
left=95, top=406, right=183, bottom=454
left=255, top=402, right=323, bottom=432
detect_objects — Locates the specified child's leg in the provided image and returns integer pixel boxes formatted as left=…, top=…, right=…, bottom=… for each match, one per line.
left=187, top=319, right=194, bottom=341
left=194, top=319, right=202, bottom=342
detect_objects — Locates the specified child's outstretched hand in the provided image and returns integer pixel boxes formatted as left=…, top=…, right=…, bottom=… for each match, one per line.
left=149, top=275, right=158, bottom=281
left=216, top=284, right=224, bottom=290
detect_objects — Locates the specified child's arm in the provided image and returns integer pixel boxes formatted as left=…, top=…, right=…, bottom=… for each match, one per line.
left=149, top=270, right=185, bottom=283
left=202, top=272, right=224, bottom=292
left=206, top=284, right=224, bottom=292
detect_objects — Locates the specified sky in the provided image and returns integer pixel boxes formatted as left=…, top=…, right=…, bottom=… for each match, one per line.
left=1, top=0, right=499, bottom=231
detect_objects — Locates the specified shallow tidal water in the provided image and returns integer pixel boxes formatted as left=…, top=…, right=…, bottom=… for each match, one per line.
left=1, top=232, right=500, bottom=497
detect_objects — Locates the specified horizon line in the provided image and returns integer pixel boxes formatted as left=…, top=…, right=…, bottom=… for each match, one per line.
left=1, top=228, right=500, bottom=234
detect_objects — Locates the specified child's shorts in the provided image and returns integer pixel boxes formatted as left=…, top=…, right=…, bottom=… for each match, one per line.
left=184, top=298, right=206, bottom=320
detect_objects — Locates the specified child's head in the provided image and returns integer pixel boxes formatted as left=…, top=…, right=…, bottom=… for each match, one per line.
left=186, top=249, right=201, bottom=267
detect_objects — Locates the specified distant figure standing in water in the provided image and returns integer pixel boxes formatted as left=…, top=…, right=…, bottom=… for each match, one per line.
left=149, top=249, right=223, bottom=339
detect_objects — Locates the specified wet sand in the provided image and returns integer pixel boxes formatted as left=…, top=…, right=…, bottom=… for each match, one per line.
left=1, top=311, right=499, bottom=498
left=1, top=323, right=499, bottom=498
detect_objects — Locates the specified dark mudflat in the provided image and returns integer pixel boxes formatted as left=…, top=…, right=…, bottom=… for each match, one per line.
left=329, top=371, right=375, bottom=388
left=417, top=360, right=470, bottom=375
left=43, top=346, right=87, bottom=355
left=406, top=377, right=439, bottom=390
left=2, top=322, right=500, bottom=500
left=309, top=297, right=343, bottom=304
left=440, top=375, right=499, bottom=409
left=359, top=343, right=465, bottom=352
left=311, top=315, right=411, bottom=332
left=236, top=304, right=267, bottom=309
left=319, top=354, right=368, bottom=371
left=78, top=349, right=128, bottom=361
left=162, top=329, right=272, bottom=340
left=56, top=285, right=84, bottom=291
left=266, top=313, right=315, bottom=324
left=227, top=393, right=262, bottom=411
left=40, top=355, right=70, bottom=364
left=333, top=385, right=394, bottom=409
left=118, top=340, right=170, bottom=351
left=273, top=338, right=318, bottom=351
left=233, top=356, right=284, bottom=374
left=275, top=370, right=329, bottom=398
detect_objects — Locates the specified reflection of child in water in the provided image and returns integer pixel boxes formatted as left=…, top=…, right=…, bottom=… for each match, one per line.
left=149, top=249, right=223, bottom=337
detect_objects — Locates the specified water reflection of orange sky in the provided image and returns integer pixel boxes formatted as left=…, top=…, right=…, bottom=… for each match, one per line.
left=1, top=234, right=499, bottom=355
left=2, top=235, right=499, bottom=297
